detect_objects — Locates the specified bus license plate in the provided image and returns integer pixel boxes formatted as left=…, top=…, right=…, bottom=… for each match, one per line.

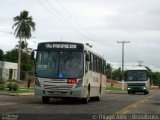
left=54, top=92, right=61, bottom=95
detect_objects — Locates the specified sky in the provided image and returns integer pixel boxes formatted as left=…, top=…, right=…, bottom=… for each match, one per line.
left=0, top=0, right=160, bottom=71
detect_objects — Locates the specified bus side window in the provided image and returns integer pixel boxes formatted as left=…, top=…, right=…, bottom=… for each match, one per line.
left=99, top=58, right=102, bottom=73
left=104, top=61, right=106, bottom=74
left=85, top=53, right=89, bottom=74
left=93, top=55, right=95, bottom=71
left=89, top=53, right=93, bottom=71
left=102, top=60, right=105, bottom=74
left=94, top=56, right=97, bottom=72
left=97, top=58, right=99, bottom=73
left=97, top=58, right=100, bottom=73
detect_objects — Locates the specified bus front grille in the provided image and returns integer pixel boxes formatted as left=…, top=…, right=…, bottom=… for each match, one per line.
left=128, top=83, right=146, bottom=86
left=43, top=84, right=73, bottom=91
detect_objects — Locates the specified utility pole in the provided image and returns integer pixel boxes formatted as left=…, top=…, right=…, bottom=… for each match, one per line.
left=138, top=61, right=143, bottom=66
left=117, top=41, right=130, bottom=90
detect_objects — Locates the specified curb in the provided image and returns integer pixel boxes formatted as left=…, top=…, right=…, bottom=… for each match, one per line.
left=0, top=92, right=34, bottom=96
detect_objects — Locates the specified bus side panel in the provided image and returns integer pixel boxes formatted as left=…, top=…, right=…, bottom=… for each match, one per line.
left=82, top=71, right=106, bottom=98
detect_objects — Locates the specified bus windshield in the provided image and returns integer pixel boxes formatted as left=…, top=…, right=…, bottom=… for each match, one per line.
left=127, top=70, right=147, bottom=81
left=36, top=51, right=83, bottom=79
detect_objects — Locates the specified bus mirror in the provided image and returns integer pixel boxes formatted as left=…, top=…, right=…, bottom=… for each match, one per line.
left=86, top=54, right=90, bottom=61
left=31, top=50, right=37, bottom=60
left=31, top=51, right=34, bottom=60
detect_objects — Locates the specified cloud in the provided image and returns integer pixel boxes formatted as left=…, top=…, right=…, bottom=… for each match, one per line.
left=0, top=0, right=160, bottom=71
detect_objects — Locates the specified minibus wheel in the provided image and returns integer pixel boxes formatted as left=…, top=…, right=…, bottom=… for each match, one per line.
left=42, top=96, right=50, bottom=104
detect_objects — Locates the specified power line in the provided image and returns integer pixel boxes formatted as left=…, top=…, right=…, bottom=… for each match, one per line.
left=0, top=30, right=12, bottom=34
left=46, top=0, right=98, bottom=42
left=37, top=0, right=95, bottom=42
left=55, top=0, right=104, bottom=43
left=36, top=0, right=107, bottom=53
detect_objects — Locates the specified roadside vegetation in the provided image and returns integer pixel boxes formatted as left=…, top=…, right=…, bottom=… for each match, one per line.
left=0, top=10, right=36, bottom=95
left=106, top=87, right=126, bottom=91
left=0, top=87, right=34, bottom=93
left=0, top=76, right=34, bottom=94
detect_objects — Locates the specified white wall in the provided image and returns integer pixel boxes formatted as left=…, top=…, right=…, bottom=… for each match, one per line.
left=0, top=61, right=18, bottom=69
left=0, top=61, right=18, bottom=80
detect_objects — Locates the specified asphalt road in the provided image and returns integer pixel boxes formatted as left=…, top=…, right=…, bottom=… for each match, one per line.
left=0, top=90, right=160, bottom=120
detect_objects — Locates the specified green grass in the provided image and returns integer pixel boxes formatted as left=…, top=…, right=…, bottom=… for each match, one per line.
left=106, top=86, right=127, bottom=91
left=0, top=87, right=34, bottom=93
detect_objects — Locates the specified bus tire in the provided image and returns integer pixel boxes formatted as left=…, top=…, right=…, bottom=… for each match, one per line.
left=128, top=91, right=131, bottom=94
left=82, top=85, right=90, bottom=104
left=42, top=96, right=50, bottom=104
left=95, top=86, right=101, bottom=101
left=132, top=91, right=135, bottom=94
left=144, top=91, right=149, bottom=95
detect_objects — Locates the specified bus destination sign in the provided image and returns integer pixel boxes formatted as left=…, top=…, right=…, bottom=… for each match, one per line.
left=46, top=44, right=77, bottom=49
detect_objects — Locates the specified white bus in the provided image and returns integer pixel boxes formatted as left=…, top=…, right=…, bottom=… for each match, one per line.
left=126, top=67, right=150, bottom=95
left=32, top=42, right=106, bottom=103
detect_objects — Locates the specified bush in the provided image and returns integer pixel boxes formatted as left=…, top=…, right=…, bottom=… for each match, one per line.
left=7, top=79, right=19, bottom=83
left=0, top=76, right=5, bottom=84
left=7, top=82, right=19, bottom=91
left=7, top=82, right=13, bottom=91
left=0, top=84, right=5, bottom=90
left=12, top=83, right=19, bottom=91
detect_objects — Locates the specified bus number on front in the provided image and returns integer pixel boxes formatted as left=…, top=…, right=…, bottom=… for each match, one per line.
left=46, top=44, right=77, bottom=49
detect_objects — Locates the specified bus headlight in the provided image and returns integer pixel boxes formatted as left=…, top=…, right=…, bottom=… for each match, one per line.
left=75, top=79, right=83, bottom=88
left=35, top=78, right=41, bottom=87
left=127, top=88, right=131, bottom=90
left=143, top=87, right=146, bottom=90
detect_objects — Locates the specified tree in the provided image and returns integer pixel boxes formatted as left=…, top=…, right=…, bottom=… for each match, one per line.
left=145, top=66, right=153, bottom=79
left=4, top=48, right=34, bottom=71
left=12, top=10, right=36, bottom=80
left=4, top=49, right=18, bottom=62
left=112, top=67, right=122, bottom=81
left=151, top=72, right=160, bottom=86
left=0, top=49, right=4, bottom=61
left=106, top=63, right=113, bottom=79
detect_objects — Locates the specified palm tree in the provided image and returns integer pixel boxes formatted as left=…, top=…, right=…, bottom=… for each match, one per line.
left=12, top=10, right=35, bottom=80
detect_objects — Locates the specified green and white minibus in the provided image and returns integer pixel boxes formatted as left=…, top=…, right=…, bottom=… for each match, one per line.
left=126, top=67, right=150, bottom=95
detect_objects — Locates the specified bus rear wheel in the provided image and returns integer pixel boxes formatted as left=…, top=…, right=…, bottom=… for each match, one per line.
left=42, top=96, right=50, bottom=104
left=95, top=93, right=101, bottom=101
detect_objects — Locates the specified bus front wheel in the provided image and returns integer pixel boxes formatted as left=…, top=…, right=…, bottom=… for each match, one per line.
left=82, top=86, right=90, bottom=104
left=95, top=86, right=101, bottom=101
left=144, top=91, right=149, bottom=95
left=42, top=96, right=50, bottom=104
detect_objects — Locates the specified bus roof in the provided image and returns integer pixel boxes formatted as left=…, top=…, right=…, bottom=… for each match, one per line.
left=38, top=41, right=83, bottom=46
left=125, top=66, right=147, bottom=71
left=38, top=41, right=106, bottom=60
left=83, top=43, right=105, bottom=60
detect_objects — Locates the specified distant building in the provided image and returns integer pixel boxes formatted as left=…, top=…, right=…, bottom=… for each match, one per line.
left=0, top=61, right=18, bottom=80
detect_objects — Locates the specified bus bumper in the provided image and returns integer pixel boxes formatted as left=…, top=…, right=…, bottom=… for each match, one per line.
left=34, top=86, right=87, bottom=98
left=127, top=86, right=148, bottom=92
